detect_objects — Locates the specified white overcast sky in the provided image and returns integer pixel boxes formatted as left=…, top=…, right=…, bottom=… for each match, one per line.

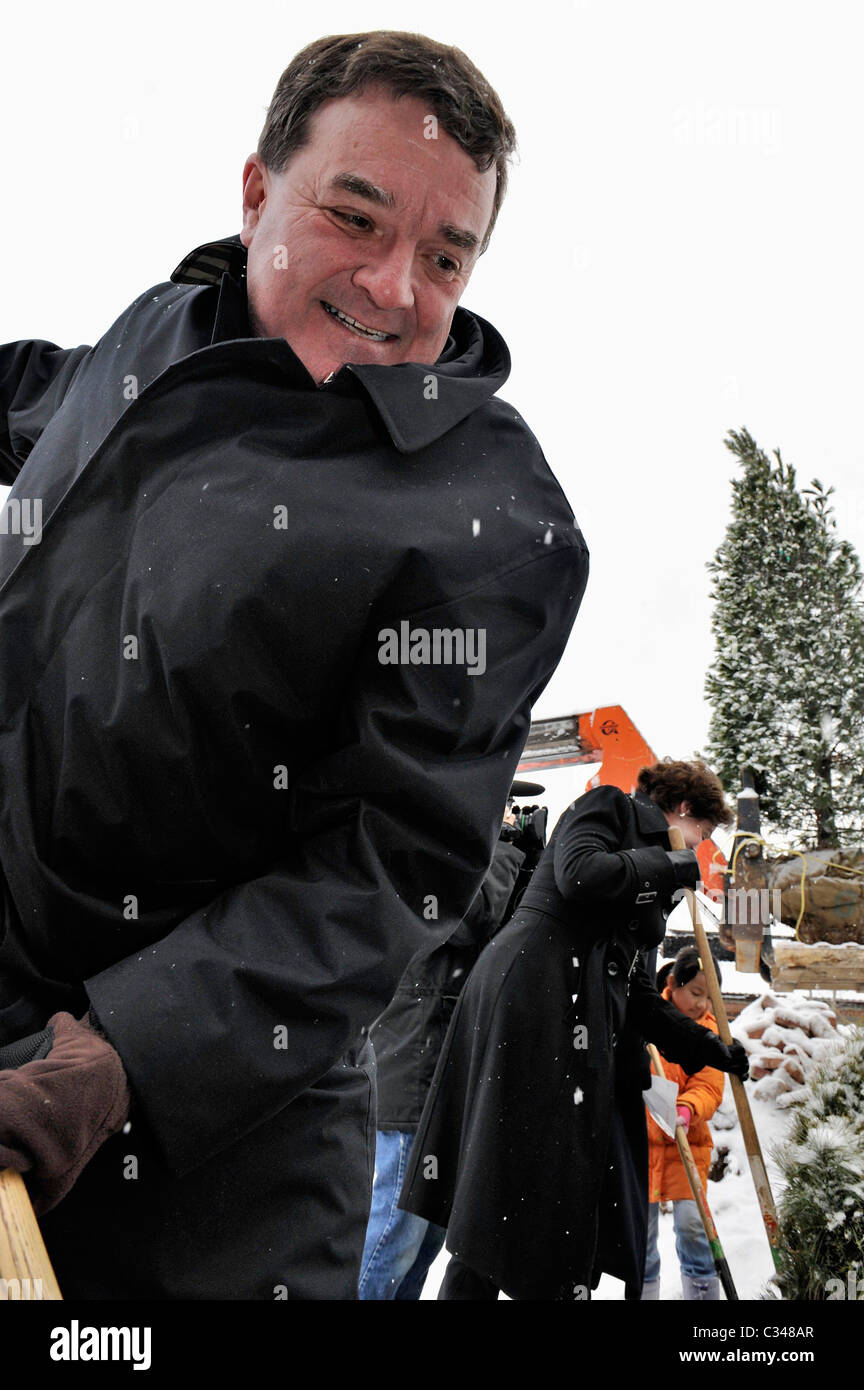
left=3, top=0, right=862, bottom=820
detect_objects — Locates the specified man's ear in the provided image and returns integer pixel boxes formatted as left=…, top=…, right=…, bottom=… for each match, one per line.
left=240, top=155, right=268, bottom=247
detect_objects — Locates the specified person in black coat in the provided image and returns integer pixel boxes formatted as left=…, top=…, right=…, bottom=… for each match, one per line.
left=399, top=760, right=749, bottom=1300
left=0, top=34, right=587, bottom=1299
left=360, top=825, right=525, bottom=1298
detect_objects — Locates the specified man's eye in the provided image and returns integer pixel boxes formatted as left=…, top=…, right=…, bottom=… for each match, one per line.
left=332, top=210, right=372, bottom=231
left=433, top=253, right=459, bottom=274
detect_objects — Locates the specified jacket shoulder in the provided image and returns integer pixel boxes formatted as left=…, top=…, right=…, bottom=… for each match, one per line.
left=124, top=278, right=219, bottom=334
left=565, top=784, right=632, bottom=821
left=74, top=278, right=210, bottom=367
left=548, top=786, right=632, bottom=862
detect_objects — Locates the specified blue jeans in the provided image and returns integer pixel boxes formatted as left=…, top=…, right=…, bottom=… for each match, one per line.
left=645, top=1199, right=715, bottom=1282
left=358, top=1130, right=447, bottom=1300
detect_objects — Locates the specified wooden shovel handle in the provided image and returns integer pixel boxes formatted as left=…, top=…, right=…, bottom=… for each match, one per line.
left=648, top=1044, right=719, bottom=1240
left=647, top=1043, right=738, bottom=1299
left=0, top=1168, right=62, bottom=1299
left=668, top=826, right=781, bottom=1259
left=668, top=827, right=735, bottom=1040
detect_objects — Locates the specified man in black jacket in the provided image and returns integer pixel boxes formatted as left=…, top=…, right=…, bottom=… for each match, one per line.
left=360, top=818, right=525, bottom=1298
left=0, top=33, right=587, bottom=1298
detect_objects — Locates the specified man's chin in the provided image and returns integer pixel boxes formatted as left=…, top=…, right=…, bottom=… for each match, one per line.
left=304, top=341, right=410, bottom=382
left=248, top=309, right=427, bottom=378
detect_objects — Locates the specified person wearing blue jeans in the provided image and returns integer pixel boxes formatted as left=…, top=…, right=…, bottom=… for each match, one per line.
left=643, top=1199, right=718, bottom=1300
left=359, top=1130, right=446, bottom=1299
left=358, top=829, right=528, bottom=1299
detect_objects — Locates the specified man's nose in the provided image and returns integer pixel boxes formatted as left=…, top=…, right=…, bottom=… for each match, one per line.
left=352, top=243, right=415, bottom=311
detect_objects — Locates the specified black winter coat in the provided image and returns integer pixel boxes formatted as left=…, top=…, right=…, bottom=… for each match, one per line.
left=372, top=838, right=524, bottom=1129
left=399, top=786, right=727, bottom=1300
left=0, top=235, right=588, bottom=1297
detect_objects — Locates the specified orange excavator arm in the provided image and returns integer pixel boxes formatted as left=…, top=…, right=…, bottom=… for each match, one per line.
left=517, top=706, right=726, bottom=894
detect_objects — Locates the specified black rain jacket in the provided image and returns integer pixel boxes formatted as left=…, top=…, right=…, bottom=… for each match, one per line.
left=0, top=235, right=588, bottom=1296
left=372, top=837, right=524, bottom=1129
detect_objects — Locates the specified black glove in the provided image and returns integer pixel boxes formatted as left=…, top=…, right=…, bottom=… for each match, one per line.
left=704, top=1035, right=750, bottom=1080
left=666, top=848, right=700, bottom=889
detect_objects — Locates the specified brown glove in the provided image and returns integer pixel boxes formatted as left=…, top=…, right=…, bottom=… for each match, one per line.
left=0, top=1011, right=130, bottom=1214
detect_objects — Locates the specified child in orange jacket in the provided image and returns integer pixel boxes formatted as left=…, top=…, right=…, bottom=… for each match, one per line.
left=642, top=946, right=725, bottom=1300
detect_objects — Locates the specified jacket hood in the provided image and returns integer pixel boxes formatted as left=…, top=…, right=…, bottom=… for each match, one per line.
left=171, top=234, right=512, bottom=455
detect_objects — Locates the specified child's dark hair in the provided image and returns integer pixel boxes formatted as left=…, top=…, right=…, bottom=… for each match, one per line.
left=656, top=946, right=703, bottom=991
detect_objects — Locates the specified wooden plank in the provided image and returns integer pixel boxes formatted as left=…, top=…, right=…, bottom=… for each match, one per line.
left=722, top=994, right=757, bottom=1020
left=772, top=941, right=864, bottom=991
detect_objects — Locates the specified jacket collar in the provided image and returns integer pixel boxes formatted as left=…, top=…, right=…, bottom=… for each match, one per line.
left=171, top=235, right=512, bottom=455
left=631, top=790, right=672, bottom=838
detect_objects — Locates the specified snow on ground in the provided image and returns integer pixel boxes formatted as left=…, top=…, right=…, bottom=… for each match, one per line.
left=420, top=964, right=845, bottom=1300
left=420, top=1242, right=454, bottom=1300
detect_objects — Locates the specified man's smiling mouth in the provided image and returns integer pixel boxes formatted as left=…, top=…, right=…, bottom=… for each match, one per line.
left=321, top=301, right=397, bottom=342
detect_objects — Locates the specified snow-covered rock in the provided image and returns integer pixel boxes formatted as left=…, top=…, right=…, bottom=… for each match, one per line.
left=731, top=989, right=840, bottom=1099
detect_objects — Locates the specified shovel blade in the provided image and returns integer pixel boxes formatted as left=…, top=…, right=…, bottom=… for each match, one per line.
left=643, top=1073, right=680, bottom=1139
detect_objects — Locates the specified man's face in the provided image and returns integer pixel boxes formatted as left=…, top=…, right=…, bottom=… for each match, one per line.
left=240, top=87, right=498, bottom=383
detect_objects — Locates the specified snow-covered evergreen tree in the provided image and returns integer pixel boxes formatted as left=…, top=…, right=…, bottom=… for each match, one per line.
left=769, top=1029, right=864, bottom=1301
left=705, top=429, right=864, bottom=847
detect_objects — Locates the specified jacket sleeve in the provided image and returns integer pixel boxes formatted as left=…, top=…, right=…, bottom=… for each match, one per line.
left=627, top=961, right=725, bottom=1075
left=553, top=785, right=676, bottom=909
left=447, top=840, right=525, bottom=949
left=678, top=1016, right=725, bottom=1122
left=85, top=541, right=588, bottom=1176
left=0, top=339, right=91, bottom=483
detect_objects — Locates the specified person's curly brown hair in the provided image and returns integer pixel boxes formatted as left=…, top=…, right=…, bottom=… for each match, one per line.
left=636, top=759, right=733, bottom=827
